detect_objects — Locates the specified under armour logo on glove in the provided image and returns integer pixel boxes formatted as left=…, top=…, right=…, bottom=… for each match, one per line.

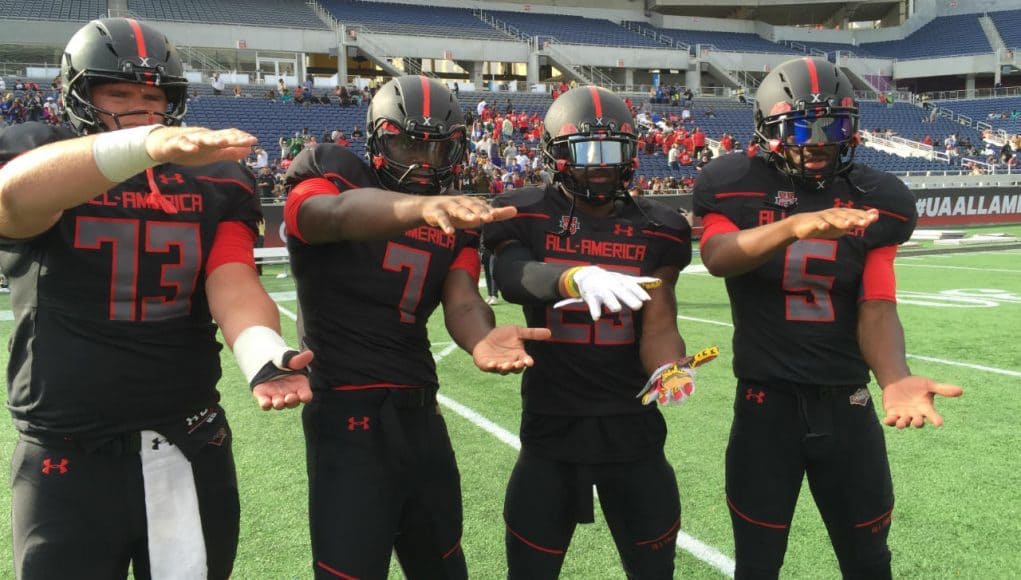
left=637, top=346, right=720, bottom=406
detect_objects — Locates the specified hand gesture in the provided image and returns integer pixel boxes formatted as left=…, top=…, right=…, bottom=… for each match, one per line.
left=881, top=375, right=963, bottom=428
left=252, top=350, right=314, bottom=411
left=421, top=196, right=518, bottom=234
left=472, top=325, right=552, bottom=375
left=790, top=208, right=878, bottom=240
left=145, top=127, right=258, bottom=166
left=637, top=346, right=719, bottom=406
left=554, top=266, right=661, bottom=320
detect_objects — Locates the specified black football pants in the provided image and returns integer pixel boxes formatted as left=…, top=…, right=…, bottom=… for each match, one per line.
left=725, top=382, right=894, bottom=580
left=11, top=408, right=239, bottom=580
left=504, top=447, right=680, bottom=580
left=304, top=388, right=467, bottom=580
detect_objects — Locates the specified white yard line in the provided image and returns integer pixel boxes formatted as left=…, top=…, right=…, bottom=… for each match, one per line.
left=677, top=315, right=1021, bottom=377
left=895, top=264, right=1021, bottom=274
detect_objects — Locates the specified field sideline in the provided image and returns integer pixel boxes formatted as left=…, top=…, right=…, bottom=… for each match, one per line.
left=1, top=228, right=1020, bottom=579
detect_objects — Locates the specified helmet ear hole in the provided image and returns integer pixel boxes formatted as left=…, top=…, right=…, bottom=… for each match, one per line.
left=768, top=139, right=782, bottom=153
left=372, top=155, right=387, bottom=169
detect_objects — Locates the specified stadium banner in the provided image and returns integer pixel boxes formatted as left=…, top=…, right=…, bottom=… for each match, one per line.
left=654, top=188, right=1021, bottom=228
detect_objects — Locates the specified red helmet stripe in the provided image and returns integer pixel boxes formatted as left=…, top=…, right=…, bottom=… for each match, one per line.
left=126, top=19, right=148, bottom=59
left=589, top=86, right=603, bottom=119
left=420, top=76, right=431, bottom=120
left=803, top=57, right=820, bottom=95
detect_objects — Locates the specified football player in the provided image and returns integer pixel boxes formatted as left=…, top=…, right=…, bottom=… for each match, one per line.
left=483, top=86, right=696, bottom=578
left=693, top=56, right=964, bottom=579
left=284, top=75, right=550, bottom=579
left=0, top=18, right=312, bottom=579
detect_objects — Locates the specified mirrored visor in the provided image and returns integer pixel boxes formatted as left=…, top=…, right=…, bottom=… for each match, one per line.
left=566, top=137, right=630, bottom=166
left=777, top=111, right=853, bottom=146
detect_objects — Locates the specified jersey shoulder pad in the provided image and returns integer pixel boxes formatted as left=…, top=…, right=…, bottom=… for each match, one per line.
left=692, top=153, right=764, bottom=219
left=492, top=186, right=546, bottom=211
left=0, top=122, right=75, bottom=164
left=286, top=144, right=374, bottom=190
left=851, top=165, right=918, bottom=246
left=635, top=197, right=690, bottom=236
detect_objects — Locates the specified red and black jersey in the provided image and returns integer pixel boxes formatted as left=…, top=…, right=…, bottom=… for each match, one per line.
left=483, top=186, right=692, bottom=416
left=284, top=144, right=481, bottom=391
left=693, top=153, right=917, bottom=387
left=0, top=122, right=262, bottom=437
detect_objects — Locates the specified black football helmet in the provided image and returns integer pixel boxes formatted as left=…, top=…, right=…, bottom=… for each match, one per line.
left=541, top=86, right=637, bottom=205
left=753, top=57, right=859, bottom=181
left=366, top=76, right=467, bottom=194
left=61, top=18, right=188, bottom=134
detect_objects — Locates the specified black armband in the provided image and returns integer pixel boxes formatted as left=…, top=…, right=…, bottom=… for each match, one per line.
left=493, top=241, right=572, bottom=305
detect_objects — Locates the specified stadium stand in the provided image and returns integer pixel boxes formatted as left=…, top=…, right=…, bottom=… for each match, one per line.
left=990, top=9, right=1021, bottom=50
left=623, top=21, right=800, bottom=54
left=484, top=11, right=662, bottom=48
left=320, top=0, right=503, bottom=39
left=127, top=0, right=330, bottom=29
left=0, top=0, right=107, bottom=21
left=859, top=13, right=992, bottom=59
left=930, top=97, right=1021, bottom=133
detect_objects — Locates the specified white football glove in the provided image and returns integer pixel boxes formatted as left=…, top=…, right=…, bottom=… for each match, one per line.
left=554, top=266, right=661, bottom=320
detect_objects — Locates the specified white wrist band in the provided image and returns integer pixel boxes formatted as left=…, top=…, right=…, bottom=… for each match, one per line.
left=232, top=325, right=289, bottom=385
left=92, top=124, right=163, bottom=183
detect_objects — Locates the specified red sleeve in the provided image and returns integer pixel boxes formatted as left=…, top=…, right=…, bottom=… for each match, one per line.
left=450, top=246, right=481, bottom=284
left=207, top=221, right=256, bottom=275
left=284, top=177, right=341, bottom=244
left=698, top=212, right=740, bottom=252
left=861, top=245, right=898, bottom=302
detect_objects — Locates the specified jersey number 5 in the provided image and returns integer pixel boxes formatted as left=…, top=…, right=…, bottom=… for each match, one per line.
left=74, top=217, right=201, bottom=322
left=782, top=239, right=837, bottom=322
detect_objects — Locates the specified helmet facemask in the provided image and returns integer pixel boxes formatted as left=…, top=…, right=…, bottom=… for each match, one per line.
left=64, top=68, right=188, bottom=133
left=544, top=131, right=636, bottom=205
left=369, top=118, right=467, bottom=195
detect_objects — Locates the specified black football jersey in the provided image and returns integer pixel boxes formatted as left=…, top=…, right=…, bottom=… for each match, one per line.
left=285, top=144, right=480, bottom=391
left=483, top=187, right=692, bottom=416
left=0, top=122, right=262, bottom=437
left=693, top=154, right=917, bottom=386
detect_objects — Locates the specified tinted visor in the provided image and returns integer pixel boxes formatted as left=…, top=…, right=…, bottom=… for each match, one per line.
left=379, top=129, right=465, bottom=168
left=776, top=111, right=853, bottom=146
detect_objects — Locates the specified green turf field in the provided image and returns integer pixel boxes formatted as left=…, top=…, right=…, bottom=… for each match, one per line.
left=1, top=232, right=1020, bottom=579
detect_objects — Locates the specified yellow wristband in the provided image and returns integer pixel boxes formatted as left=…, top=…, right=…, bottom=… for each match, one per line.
left=561, top=266, right=584, bottom=298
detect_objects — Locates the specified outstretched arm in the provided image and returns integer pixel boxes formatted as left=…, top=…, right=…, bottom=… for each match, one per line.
left=858, top=300, right=963, bottom=428
left=441, top=268, right=550, bottom=375
left=295, top=186, right=517, bottom=244
left=208, top=262, right=313, bottom=411
left=0, top=126, right=256, bottom=239
left=701, top=208, right=878, bottom=278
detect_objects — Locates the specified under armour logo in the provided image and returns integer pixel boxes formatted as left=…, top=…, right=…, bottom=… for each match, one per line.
left=613, top=224, right=633, bottom=237
left=745, top=389, right=766, bottom=404
left=833, top=198, right=854, bottom=208
left=347, top=416, right=371, bottom=431
left=41, top=458, right=69, bottom=475
left=151, top=436, right=173, bottom=451
left=158, top=173, right=185, bottom=185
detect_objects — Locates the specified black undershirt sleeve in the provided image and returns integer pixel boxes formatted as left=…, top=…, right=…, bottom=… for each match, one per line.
left=493, top=240, right=572, bottom=306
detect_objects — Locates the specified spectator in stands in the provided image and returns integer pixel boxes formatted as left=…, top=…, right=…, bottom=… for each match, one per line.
left=256, top=166, right=276, bottom=199
left=477, top=98, right=488, bottom=117
left=303, top=77, right=313, bottom=94
left=0, top=77, right=5, bottom=93
left=265, top=89, right=276, bottom=101
left=338, top=86, right=350, bottom=107
left=351, top=126, right=363, bottom=140
left=453, top=81, right=459, bottom=96
left=668, top=143, right=681, bottom=172
left=211, top=72, right=225, bottom=96
left=13, top=79, right=24, bottom=91
left=736, top=86, right=746, bottom=104
left=684, top=87, right=694, bottom=107
left=232, top=85, right=242, bottom=98
left=283, top=75, right=548, bottom=579
left=0, top=18, right=312, bottom=579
